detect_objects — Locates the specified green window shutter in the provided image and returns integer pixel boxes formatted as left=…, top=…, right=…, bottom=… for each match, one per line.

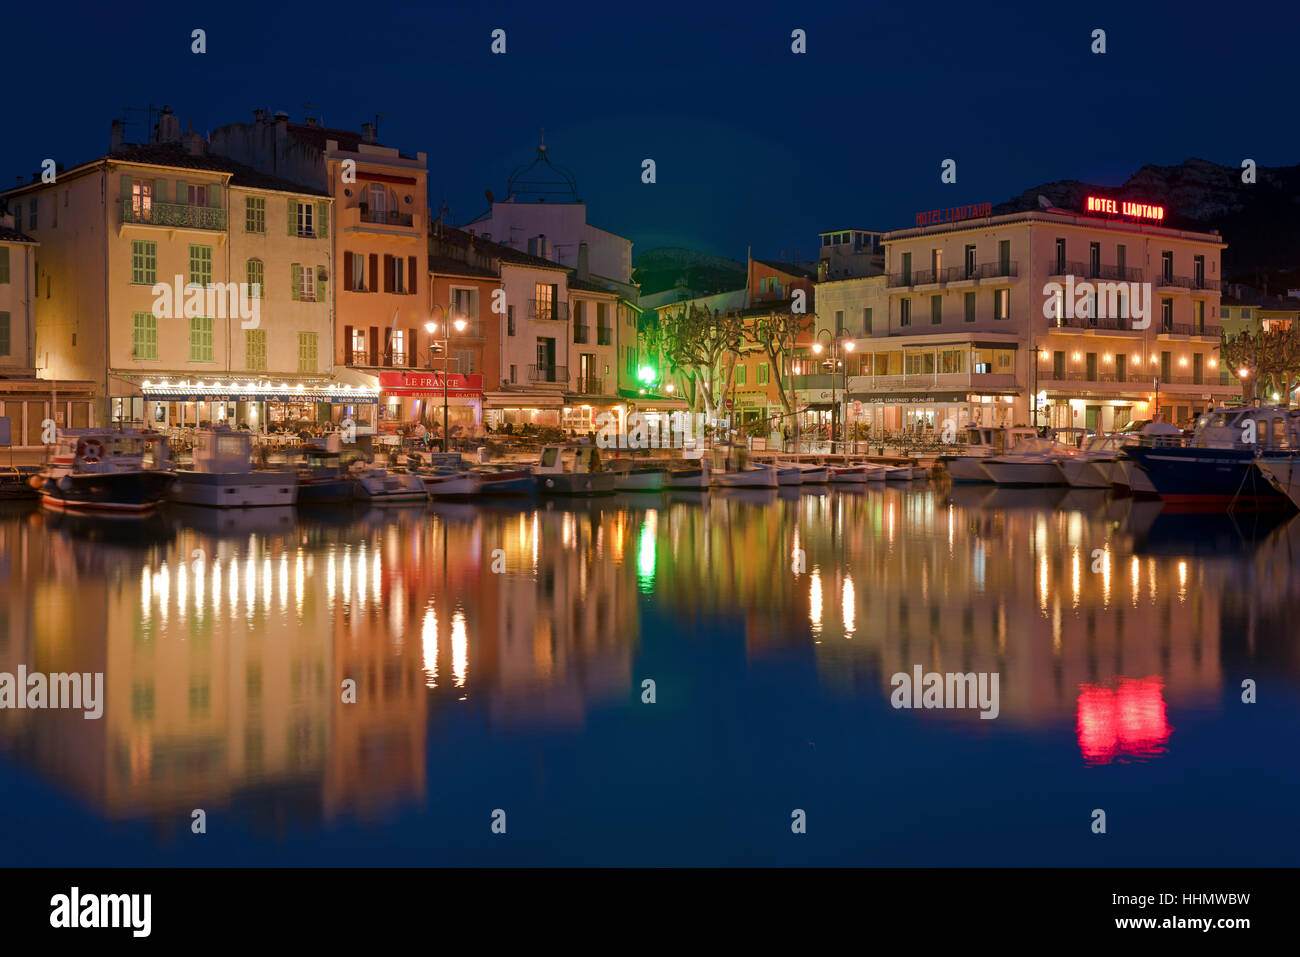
left=291, top=264, right=301, bottom=300
left=177, top=180, right=188, bottom=204
left=317, top=265, right=327, bottom=303
left=120, top=175, right=132, bottom=208
left=208, top=183, right=221, bottom=208
left=155, top=179, right=167, bottom=204
left=317, top=201, right=328, bottom=238
left=0, top=247, right=9, bottom=284
left=288, top=199, right=297, bottom=236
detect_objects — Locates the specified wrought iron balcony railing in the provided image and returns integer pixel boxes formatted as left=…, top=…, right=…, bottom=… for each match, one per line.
left=360, top=208, right=414, bottom=227
left=529, top=299, right=570, bottom=321
left=122, top=202, right=226, bottom=231
left=528, top=363, right=567, bottom=383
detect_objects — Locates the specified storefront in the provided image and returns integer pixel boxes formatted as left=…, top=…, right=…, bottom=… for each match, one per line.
left=123, top=379, right=379, bottom=432
left=378, top=371, right=483, bottom=435
left=850, top=390, right=1021, bottom=435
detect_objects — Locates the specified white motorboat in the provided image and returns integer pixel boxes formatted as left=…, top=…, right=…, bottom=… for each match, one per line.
left=981, top=437, right=1078, bottom=486
left=170, top=426, right=297, bottom=508
left=1258, top=455, right=1300, bottom=510
left=712, top=465, right=779, bottom=488
left=351, top=466, right=429, bottom=503
left=1058, top=434, right=1125, bottom=489
left=936, top=426, right=1038, bottom=483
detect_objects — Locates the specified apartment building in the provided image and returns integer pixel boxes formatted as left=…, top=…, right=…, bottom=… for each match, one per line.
left=1, top=109, right=348, bottom=434
left=813, top=196, right=1237, bottom=435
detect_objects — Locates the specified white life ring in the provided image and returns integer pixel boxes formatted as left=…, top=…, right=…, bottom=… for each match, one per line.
left=78, top=438, right=104, bottom=463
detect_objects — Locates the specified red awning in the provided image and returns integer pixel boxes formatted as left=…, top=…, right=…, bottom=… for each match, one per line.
left=378, top=371, right=483, bottom=399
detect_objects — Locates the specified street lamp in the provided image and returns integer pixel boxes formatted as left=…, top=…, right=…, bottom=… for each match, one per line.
left=812, top=329, right=851, bottom=455
left=426, top=307, right=468, bottom=452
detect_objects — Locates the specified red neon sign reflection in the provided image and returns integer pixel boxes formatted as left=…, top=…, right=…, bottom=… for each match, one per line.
left=1076, top=677, right=1172, bottom=765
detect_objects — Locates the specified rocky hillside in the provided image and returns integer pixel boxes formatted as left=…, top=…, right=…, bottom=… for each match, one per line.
left=633, top=247, right=746, bottom=298
left=993, top=158, right=1300, bottom=281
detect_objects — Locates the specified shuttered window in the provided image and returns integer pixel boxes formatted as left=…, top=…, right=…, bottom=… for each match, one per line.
left=245, top=196, right=265, bottom=233
left=246, top=329, right=267, bottom=370
left=189, top=245, right=213, bottom=286
left=131, top=241, right=157, bottom=285
left=298, top=332, right=318, bottom=373
left=132, top=312, right=158, bottom=360
left=190, top=316, right=214, bottom=362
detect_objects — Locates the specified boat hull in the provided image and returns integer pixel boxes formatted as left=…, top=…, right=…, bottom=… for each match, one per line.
left=296, top=480, right=353, bottom=504
left=170, top=470, right=298, bottom=508
left=39, top=470, right=176, bottom=513
left=981, top=461, right=1067, bottom=486
left=712, top=467, right=779, bottom=488
left=422, top=472, right=483, bottom=498
left=1258, top=456, right=1300, bottom=510
left=615, top=470, right=667, bottom=491
left=1058, top=458, right=1114, bottom=489
left=665, top=468, right=709, bottom=489
left=475, top=471, right=534, bottom=495
left=1123, top=446, right=1286, bottom=507
left=536, top=472, right=617, bottom=495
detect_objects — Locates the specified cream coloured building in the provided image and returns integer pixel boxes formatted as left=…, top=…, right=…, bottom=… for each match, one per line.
left=814, top=198, right=1238, bottom=435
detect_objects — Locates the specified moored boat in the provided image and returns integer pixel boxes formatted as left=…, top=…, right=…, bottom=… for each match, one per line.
left=612, top=463, right=669, bottom=491
left=473, top=465, right=534, bottom=495
left=665, top=459, right=710, bottom=489
left=534, top=445, right=617, bottom=495
left=170, top=425, right=298, bottom=508
left=351, top=466, right=429, bottom=503
left=420, top=468, right=483, bottom=498
left=37, top=428, right=176, bottom=513
left=936, top=426, right=1038, bottom=483
left=712, top=464, right=779, bottom=488
left=291, top=448, right=354, bottom=504
left=981, top=436, right=1077, bottom=486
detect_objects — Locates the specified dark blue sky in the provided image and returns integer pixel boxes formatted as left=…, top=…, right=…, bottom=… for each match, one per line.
left=6, top=0, right=1297, bottom=262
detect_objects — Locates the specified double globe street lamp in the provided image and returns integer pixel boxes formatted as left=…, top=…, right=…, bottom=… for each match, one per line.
left=425, top=306, right=467, bottom=452
left=811, top=329, right=854, bottom=455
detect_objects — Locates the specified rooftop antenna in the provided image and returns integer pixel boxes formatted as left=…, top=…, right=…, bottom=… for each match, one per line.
left=121, top=104, right=159, bottom=142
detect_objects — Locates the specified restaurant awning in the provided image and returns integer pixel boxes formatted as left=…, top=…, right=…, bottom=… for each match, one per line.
left=378, top=371, right=483, bottom=398
left=138, top=381, right=379, bottom=404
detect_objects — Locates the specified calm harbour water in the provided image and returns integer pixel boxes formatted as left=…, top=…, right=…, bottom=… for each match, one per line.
left=1, top=484, right=1298, bottom=866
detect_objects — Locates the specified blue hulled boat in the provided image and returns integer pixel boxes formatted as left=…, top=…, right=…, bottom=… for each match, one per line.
left=1121, top=405, right=1299, bottom=509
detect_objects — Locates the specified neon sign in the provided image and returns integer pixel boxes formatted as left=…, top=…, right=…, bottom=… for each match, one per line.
left=914, top=202, right=991, bottom=227
left=1085, top=196, right=1165, bottom=222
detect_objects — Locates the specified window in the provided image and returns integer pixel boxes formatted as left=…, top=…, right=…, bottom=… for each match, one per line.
left=931, top=248, right=942, bottom=277
left=1161, top=298, right=1173, bottom=331
left=964, top=244, right=976, bottom=279
left=131, top=180, right=152, bottom=218
left=189, top=245, right=213, bottom=286
left=863, top=307, right=872, bottom=332
left=188, top=184, right=207, bottom=206
left=1117, top=244, right=1127, bottom=275
left=1115, top=354, right=1127, bottom=382
left=899, top=298, right=911, bottom=326
left=507, top=305, right=516, bottom=336
left=350, top=328, right=367, bottom=363
left=510, top=363, right=517, bottom=383
left=246, top=329, right=267, bottom=370
left=0, top=312, right=9, bottom=356
left=297, top=200, right=313, bottom=237
left=757, top=362, right=769, bottom=385
left=535, top=282, right=555, bottom=318
left=998, top=240, right=1011, bottom=274
left=0, top=247, right=9, bottom=284
left=132, top=312, right=158, bottom=360
left=350, top=252, right=366, bottom=291
left=298, top=332, right=318, bottom=373
left=994, top=288, right=1010, bottom=320
left=1193, top=353, right=1203, bottom=384
left=734, top=364, right=747, bottom=386
left=299, top=264, right=316, bottom=301
left=1194, top=300, right=1205, bottom=333
left=29, top=199, right=37, bottom=230
left=1160, top=351, right=1171, bottom=381
left=245, top=196, right=265, bottom=233
left=930, top=295, right=942, bottom=325
left=901, top=252, right=912, bottom=284
left=368, top=184, right=387, bottom=215
left=1085, top=353, right=1097, bottom=380
left=12, top=206, right=19, bottom=231
left=834, top=309, right=844, bottom=333
left=1053, top=351, right=1065, bottom=379
left=1161, top=251, right=1173, bottom=283
left=451, top=287, right=478, bottom=318
left=1089, top=242, right=1100, bottom=277
left=390, top=328, right=405, bottom=365
left=393, top=256, right=406, bottom=294
left=1194, top=255, right=1205, bottom=286
left=190, top=317, right=214, bottom=362
left=131, top=240, right=157, bottom=284
left=454, top=349, right=476, bottom=374
left=246, top=259, right=263, bottom=298
left=964, top=292, right=975, bottom=323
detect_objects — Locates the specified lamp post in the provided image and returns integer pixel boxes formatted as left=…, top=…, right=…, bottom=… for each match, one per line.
left=812, top=329, right=851, bottom=455
left=426, top=307, right=467, bottom=453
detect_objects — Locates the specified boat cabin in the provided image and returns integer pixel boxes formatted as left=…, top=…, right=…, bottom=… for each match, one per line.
left=189, top=426, right=253, bottom=473
left=536, top=445, right=603, bottom=474
left=961, top=425, right=1037, bottom=453
left=52, top=428, right=171, bottom=471
left=1191, top=405, right=1300, bottom=451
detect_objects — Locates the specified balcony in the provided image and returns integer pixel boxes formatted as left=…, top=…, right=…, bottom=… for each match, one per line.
left=528, top=363, right=568, bottom=384
left=842, top=372, right=1017, bottom=393
left=122, top=202, right=226, bottom=231
left=574, top=324, right=590, bottom=344
left=1050, top=315, right=1146, bottom=334
left=360, top=208, right=413, bottom=227
left=574, top=376, right=605, bottom=395
left=1048, top=260, right=1089, bottom=278
left=892, top=261, right=1018, bottom=287
left=529, top=299, right=569, bottom=321
left=1156, top=273, right=1219, bottom=291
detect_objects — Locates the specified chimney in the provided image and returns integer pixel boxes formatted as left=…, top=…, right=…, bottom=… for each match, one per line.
left=154, top=106, right=180, bottom=144
left=304, top=116, right=319, bottom=128
left=360, top=122, right=377, bottom=144
left=577, top=242, right=590, bottom=281
left=252, top=108, right=266, bottom=123
left=110, top=118, right=125, bottom=153
left=182, top=121, right=206, bottom=156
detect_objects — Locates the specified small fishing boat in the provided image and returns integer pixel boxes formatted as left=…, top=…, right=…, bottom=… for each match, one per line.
left=170, top=425, right=297, bottom=507
left=36, top=428, right=176, bottom=513
left=712, top=464, right=779, bottom=488
left=534, top=445, right=616, bottom=495
left=473, top=465, right=534, bottom=495
left=291, top=448, right=354, bottom=504
left=936, top=426, right=1038, bottom=483
left=828, top=464, right=873, bottom=484
left=884, top=465, right=916, bottom=481
left=778, top=462, right=829, bottom=484
left=775, top=465, right=804, bottom=486
left=612, top=463, right=669, bottom=492
left=0, top=465, right=41, bottom=500
left=351, top=466, right=428, bottom=503
left=420, top=468, right=483, bottom=498
left=664, top=459, right=710, bottom=489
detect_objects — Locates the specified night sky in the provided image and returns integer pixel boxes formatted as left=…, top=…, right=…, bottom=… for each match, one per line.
left=6, top=0, right=1298, bottom=262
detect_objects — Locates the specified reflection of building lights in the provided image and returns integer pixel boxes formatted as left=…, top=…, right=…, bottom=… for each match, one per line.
left=421, top=606, right=439, bottom=689
left=809, top=569, right=823, bottom=635
left=842, top=576, right=855, bottom=638
left=452, top=610, right=468, bottom=688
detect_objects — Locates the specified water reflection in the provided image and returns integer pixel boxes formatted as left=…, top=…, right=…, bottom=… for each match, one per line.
left=1, top=484, right=1299, bottom=852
